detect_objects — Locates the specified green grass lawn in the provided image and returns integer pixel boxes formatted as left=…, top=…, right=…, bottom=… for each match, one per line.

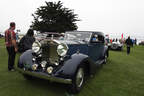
left=0, top=38, right=144, bottom=96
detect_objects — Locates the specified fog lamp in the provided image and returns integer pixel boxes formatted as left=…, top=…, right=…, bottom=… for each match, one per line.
left=32, top=64, right=38, bottom=71
left=47, top=66, right=53, bottom=74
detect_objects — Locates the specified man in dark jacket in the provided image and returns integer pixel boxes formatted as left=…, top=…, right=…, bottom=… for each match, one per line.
left=125, top=36, right=133, bottom=55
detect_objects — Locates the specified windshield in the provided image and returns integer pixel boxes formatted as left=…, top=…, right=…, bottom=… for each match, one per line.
left=64, top=32, right=91, bottom=42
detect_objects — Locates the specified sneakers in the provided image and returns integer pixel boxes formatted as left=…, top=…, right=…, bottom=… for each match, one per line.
left=8, top=69, right=15, bottom=71
left=10, top=69, right=15, bottom=71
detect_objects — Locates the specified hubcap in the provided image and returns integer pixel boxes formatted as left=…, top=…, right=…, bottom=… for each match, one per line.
left=76, top=68, right=84, bottom=88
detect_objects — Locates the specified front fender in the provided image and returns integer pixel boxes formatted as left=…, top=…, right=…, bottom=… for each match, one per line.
left=55, top=53, right=89, bottom=78
left=18, top=50, right=33, bottom=68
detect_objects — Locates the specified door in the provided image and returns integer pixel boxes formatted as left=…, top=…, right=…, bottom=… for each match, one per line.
left=88, top=33, right=104, bottom=62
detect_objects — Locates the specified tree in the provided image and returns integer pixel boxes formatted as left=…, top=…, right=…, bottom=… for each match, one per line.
left=31, top=1, right=79, bottom=33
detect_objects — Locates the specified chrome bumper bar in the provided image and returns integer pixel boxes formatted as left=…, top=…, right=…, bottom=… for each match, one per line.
left=17, top=68, right=72, bottom=84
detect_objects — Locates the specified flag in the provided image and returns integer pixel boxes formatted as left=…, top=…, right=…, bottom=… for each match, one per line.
left=121, top=33, right=123, bottom=39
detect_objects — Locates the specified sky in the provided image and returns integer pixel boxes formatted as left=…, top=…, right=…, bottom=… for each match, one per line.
left=0, top=0, right=144, bottom=40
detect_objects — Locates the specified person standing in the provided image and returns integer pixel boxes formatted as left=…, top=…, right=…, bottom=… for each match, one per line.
left=134, top=38, right=137, bottom=45
left=5, top=22, right=18, bottom=71
left=125, top=36, right=132, bottom=55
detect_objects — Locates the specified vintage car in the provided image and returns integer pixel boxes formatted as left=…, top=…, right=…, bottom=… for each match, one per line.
left=17, top=31, right=109, bottom=93
left=110, top=41, right=123, bottom=50
left=139, top=41, right=144, bottom=45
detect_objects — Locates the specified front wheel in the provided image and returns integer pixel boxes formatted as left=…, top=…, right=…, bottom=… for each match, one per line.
left=69, top=66, right=85, bottom=94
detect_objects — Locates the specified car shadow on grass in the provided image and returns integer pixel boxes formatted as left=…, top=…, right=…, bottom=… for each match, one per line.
left=23, top=77, right=74, bottom=96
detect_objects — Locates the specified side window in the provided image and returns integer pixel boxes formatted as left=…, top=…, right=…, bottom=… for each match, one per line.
left=98, top=35, right=104, bottom=43
left=91, top=34, right=98, bottom=43
left=91, top=34, right=104, bottom=43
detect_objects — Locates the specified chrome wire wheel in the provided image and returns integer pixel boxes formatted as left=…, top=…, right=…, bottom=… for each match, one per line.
left=76, top=68, right=84, bottom=88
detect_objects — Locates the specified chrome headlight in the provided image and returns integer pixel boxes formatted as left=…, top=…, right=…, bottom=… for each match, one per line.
left=57, top=43, right=68, bottom=57
left=32, top=40, right=41, bottom=53
left=32, top=64, right=38, bottom=71
left=47, top=66, right=53, bottom=74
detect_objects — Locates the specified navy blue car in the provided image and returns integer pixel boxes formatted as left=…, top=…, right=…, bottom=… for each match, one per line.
left=17, top=31, right=109, bottom=93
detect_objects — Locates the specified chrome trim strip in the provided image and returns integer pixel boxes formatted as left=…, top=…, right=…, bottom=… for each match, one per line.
left=17, top=68, right=72, bottom=84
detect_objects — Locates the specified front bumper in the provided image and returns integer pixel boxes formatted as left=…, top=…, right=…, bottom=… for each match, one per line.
left=17, top=68, right=72, bottom=84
